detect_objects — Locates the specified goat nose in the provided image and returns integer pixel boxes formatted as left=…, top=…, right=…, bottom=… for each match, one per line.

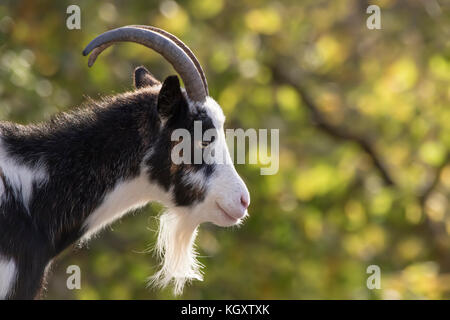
left=240, top=195, right=250, bottom=210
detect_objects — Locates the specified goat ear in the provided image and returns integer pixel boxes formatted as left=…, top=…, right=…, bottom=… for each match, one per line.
left=133, top=66, right=160, bottom=89
left=157, top=75, right=187, bottom=118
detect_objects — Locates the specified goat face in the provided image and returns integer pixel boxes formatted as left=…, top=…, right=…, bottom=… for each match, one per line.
left=137, top=67, right=250, bottom=227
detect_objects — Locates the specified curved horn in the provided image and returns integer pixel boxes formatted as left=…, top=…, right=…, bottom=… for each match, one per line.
left=86, top=25, right=209, bottom=96
left=131, top=25, right=208, bottom=95
left=83, top=26, right=207, bottom=102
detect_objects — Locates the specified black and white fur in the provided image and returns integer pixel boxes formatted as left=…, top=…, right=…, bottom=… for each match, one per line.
left=0, top=67, right=250, bottom=299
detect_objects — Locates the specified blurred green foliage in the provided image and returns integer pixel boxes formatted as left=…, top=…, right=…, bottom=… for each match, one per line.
left=1, top=0, right=450, bottom=299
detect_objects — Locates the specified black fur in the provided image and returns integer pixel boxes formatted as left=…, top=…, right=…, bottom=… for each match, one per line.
left=134, top=66, right=160, bottom=88
left=0, top=67, right=215, bottom=299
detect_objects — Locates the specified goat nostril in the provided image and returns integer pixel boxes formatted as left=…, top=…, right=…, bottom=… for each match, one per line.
left=240, top=196, right=249, bottom=210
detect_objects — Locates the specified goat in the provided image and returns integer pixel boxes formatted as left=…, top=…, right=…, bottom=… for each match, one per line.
left=0, top=25, right=250, bottom=299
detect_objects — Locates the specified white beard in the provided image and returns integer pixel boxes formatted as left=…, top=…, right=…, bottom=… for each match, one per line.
left=149, top=209, right=203, bottom=295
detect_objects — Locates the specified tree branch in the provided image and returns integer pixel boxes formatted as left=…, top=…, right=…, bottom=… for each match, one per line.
left=419, top=153, right=450, bottom=206
left=272, top=67, right=395, bottom=186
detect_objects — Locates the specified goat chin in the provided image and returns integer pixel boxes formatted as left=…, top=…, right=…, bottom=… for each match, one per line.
left=149, top=209, right=203, bottom=295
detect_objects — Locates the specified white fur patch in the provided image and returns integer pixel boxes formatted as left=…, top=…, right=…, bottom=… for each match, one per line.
left=203, top=97, right=225, bottom=128
left=0, top=139, right=48, bottom=211
left=82, top=170, right=171, bottom=240
left=149, top=209, right=203, bottom=295
left=0, top=256, right=16, bottom=300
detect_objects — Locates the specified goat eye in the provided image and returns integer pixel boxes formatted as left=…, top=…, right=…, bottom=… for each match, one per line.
left=199, top=141, right=210, bottom=148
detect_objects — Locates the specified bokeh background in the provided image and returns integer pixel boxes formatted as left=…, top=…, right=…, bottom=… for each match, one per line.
left=1, top=0, right=449, bottom=299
